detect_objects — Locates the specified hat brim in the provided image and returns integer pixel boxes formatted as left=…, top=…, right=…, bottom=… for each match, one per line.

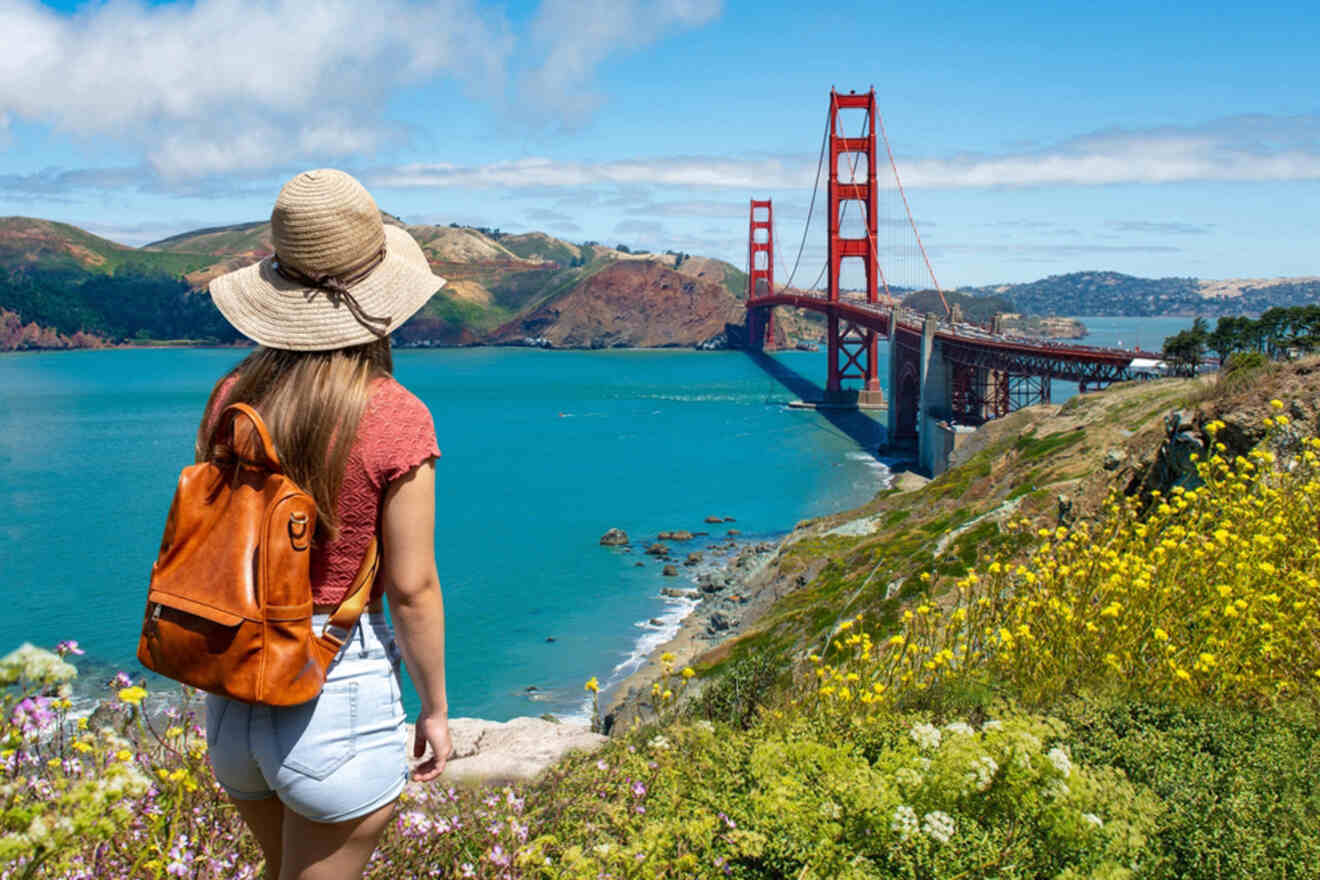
left=210, top=224, right=446, bottom=351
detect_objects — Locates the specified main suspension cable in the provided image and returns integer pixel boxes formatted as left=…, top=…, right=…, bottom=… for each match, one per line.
left=876, top=110, right=946, bottom=318
left=779, top=103, right=831, bottom=293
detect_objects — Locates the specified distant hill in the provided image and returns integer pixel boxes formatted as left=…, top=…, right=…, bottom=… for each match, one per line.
left=0, top=217, right=238, bottom=349
left=5, top=215, right=1316, bottom=351
left=902, top=288, right=1012, bottom=324
left=962, top=271, right=1320, bottom=317
left=0, top=215, right=756, bottom=351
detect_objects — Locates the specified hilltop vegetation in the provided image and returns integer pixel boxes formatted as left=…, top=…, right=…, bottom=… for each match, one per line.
left=902, top=289, right=1011, bottom=323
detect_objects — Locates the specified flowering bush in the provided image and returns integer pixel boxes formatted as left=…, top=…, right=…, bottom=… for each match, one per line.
left=813, top=411, right=1320, bottom=715
left=0, top=647, right=259, bottom=879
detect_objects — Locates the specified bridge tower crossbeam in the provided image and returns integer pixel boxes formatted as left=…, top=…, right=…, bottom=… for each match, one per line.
left=746, top=199, right=775, bottom=349
left=826, top=88, right=882, bottom=404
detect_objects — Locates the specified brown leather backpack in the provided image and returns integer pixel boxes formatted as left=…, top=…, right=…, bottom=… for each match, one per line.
left=138, top=403, right=377, bottom=706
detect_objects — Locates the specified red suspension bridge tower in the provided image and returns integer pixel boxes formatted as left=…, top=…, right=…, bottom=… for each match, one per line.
left=746, top=199, right=775, bottom=348
left=826, top=88, right=884, bottom=406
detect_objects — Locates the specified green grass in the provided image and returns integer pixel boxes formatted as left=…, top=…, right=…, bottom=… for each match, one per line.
left=1014, top=427, right=1086, bottom=460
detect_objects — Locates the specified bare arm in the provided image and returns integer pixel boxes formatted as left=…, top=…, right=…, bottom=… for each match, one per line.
left=379, top=459, right=452, bottom=781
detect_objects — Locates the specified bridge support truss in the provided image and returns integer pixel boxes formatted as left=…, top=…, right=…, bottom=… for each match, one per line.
left=746, top=199, right=775, bottom=349
left=950, top=365, right=1052, bottom=423
left=826, top=89, right=884, bottom=406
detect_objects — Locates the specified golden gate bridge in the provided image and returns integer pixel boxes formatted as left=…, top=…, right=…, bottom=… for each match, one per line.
left=741, top=88, right=1160, bottom=474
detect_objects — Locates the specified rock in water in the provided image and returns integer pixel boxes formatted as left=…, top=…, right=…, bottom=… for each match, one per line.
left=599, top=528, right=629, bottom=546
left=661, top=564, right=679, bottom=577
left=704, top=515, right=723, bottom=523
left=657, top=530, right=694, bottom=541
left=645, top=543, right=670, bottom=557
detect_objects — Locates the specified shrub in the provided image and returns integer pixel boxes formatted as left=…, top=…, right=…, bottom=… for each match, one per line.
left=1058, top=696, right=1320, bottom=879
left=685, top=651, right=781, bottom=729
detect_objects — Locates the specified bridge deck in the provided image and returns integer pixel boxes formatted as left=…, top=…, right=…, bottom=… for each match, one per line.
left=746, top=294, right=1161, bottom=365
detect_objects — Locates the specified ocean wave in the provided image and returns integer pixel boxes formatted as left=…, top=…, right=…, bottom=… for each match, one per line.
left=605, top=592, right=701, bottom=686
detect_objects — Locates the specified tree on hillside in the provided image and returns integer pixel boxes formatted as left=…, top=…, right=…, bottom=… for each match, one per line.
left=1208, top=315, right=1250, bottom=363
left=1162, top=318, right=1208, bottom=377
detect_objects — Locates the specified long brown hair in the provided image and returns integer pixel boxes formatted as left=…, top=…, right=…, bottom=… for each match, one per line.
left=196, top=338, right=393, bottom=540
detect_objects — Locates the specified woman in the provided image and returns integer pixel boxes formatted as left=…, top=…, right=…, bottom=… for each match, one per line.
left=199, top=169, right=453, bottom=879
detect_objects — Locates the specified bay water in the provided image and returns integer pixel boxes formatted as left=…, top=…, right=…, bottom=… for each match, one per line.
left=0, top=315, right=1192, bottom=721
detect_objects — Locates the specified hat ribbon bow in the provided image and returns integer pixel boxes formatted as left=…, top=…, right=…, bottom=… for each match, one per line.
left=273, top=245, right=392, bottom=338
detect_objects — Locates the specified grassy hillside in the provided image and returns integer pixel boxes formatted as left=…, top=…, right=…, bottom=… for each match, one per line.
left=0, top=217, right=211, bottom=277
left=143, top=221, right=271, bottom=257
left=499, top=231, right=582, bottom=266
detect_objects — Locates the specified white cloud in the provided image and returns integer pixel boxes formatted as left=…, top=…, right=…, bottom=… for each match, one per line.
left=520, top=0, right=721, bottom=124
left=366, top=155, right=813, bottom=190
left=899, top=116, right=1320, bottom=188
left=363, top=115, right=1320, bottom=194
left=0, top=0, right=511, bottom=176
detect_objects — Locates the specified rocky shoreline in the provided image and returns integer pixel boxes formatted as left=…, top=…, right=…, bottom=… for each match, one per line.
left=600, top=534, right=782, bottom=733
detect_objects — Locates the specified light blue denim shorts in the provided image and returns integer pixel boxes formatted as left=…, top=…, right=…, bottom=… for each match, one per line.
left=205, top=611, right=408, bottom=823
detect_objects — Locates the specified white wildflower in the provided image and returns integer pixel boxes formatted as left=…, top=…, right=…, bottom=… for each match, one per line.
left=943, top=721, right=975, bottom=737
left=0, top=644, right=77, bottom=685
left=922, top=810, right=955, bottom=844
left=965, top=754, right=999, bottom=793
left=1047, top=747, right=1072, bottom=777
left=981, top=719, right=1003, bottom=732
left=647, top=735, right=671, bottom=751
left=1047, top=779, right=1071, bottom=799
left=1082, top=812, right=1104, bottom=828
left=916, top=756, right=932, bottom=771
left=909, top=723, right=942, bottom=750
left=891, top=804, right=918, bottom=840
left=694, top=720, right=714, bottom=733
left=895, top=767, right=923, bottom=789
left=819, top=800, right=841, bottom=820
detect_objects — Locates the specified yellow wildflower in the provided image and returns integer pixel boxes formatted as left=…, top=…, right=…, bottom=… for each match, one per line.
left=117, top=686, right=147, bottom=706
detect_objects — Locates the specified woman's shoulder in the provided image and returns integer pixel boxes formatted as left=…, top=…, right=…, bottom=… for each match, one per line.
left=359, top=374, right=440, bottom=484
left=366, top=374, right=433, bottom=421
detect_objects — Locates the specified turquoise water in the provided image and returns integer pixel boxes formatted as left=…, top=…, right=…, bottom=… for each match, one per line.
left=0, top=347, right=892, bottom=721
left=0, top=316, right=1194, bottom=721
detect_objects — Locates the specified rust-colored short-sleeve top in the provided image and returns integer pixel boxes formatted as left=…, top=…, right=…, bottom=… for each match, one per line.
left=208, top=374, right=440, bottom=605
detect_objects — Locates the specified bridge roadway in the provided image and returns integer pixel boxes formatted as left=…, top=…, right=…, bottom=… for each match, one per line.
left=746, top=292, right=1160, bottom=380
left=746, top=292, right=1163, bottom=474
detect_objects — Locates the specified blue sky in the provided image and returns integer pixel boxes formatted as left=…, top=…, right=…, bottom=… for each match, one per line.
left=1, top=0, right=1317, bottom=286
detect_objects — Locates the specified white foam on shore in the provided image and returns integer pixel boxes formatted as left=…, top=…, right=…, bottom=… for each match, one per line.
left=606, top=592, right=701, bottom=686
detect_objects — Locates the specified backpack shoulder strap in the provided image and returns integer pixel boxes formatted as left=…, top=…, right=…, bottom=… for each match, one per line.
left=219, top=403, right=283, bottom=472
left=317, top=537, right=380, bottom=653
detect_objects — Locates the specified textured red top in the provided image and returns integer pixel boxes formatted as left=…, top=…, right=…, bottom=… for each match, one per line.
left=208, top=374, right=440, bottom=604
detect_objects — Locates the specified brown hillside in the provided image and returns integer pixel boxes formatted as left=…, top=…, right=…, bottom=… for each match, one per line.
left=0, top=217, right=131, bottom=269
left=490, top=260, right=743, bottom=348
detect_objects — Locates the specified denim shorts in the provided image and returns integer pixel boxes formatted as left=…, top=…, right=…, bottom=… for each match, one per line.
left=205, top=611, right=408, bottom=823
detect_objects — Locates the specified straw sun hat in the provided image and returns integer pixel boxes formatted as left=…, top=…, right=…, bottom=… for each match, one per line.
left=210, top=169, right=446, bottom=351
